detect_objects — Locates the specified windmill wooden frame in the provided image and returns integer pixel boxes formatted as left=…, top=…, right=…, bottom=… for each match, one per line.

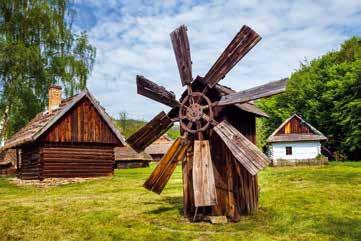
left=127, top=24, right=287, bottom=222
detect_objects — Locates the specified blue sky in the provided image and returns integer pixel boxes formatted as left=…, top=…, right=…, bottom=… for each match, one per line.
left=71, top=0, right=361, bottom=120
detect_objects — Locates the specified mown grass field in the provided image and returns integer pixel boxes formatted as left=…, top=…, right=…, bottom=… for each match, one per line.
left=0, top=162, right=360, bottom=241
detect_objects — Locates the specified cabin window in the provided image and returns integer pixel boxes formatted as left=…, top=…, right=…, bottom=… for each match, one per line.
left=286, top=146, right=292, bottom=155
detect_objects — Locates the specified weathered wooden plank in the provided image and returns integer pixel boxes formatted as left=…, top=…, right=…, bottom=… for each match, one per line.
left=192, top=140, right=217, bottom=207
left=144, top=137, right=189, bottom=194
left=182, top=144, right=194, bottom=217
left=40, top=98, right=120, bottom=144
left=213, top=121, right=269, bottom=175
left=202, top=25, right=261, bottom=88
left=217, top=78, right=288, bottom=106
left=127, top=111, right=173, bottom=152
left=170, top=25, right=192, bottom=86
left=137, top=75, right=179, bottom=108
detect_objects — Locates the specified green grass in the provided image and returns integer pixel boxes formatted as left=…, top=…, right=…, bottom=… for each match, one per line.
left=0, top=162, right=360, bottom=241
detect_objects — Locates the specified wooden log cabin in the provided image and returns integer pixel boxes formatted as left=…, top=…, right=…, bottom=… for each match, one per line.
left=144, top=134, right=173, bottom=161
left=1, top=85, right=125, bottom=180
left=114, top=145, right=152, bottom=168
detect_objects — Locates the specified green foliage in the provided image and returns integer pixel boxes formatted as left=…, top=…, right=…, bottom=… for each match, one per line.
left=257, top=37, right=361, bottom=160
left=0, top=0, right=96, bottom=138
left=0, top=162, right=360, bottom=240
left=113, top=117, right=147, bottom=139
left=165, top=125, right=180, bottom=140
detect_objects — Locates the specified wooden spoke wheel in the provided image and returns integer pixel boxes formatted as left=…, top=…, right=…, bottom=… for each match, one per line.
left=179, top=92, right=214, bottom=134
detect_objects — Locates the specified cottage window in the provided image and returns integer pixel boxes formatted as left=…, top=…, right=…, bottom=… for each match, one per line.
left=286, top=146, right=292, bottom=155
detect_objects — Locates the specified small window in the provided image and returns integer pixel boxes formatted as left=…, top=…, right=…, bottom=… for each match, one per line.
left=286, top=146, right=292, bottom=155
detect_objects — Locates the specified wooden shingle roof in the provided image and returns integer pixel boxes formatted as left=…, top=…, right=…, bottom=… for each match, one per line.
left=144, top=134, right=173, bottom=155
left=114, top=146, right=152, bottom=161
left=267, top=114, right=327, bottom=143
left=2, top=89, right=126, bottom=150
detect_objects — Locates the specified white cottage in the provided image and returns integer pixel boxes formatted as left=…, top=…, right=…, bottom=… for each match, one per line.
left=267, top=114, right=327, bottom=166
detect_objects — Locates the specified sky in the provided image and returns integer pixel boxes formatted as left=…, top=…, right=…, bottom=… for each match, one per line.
left=71, top=0, right=361, bottom=121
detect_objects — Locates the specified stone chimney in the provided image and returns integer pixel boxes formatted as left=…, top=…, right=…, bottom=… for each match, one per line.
left=48, top=85, right=62, bottom=112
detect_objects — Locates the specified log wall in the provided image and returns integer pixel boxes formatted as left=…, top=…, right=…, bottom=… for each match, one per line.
left=41, top=145, right=114, bottom=178
left=19, top=145, right=42, bottom=180
left=19, top=144, right=114, bottom=179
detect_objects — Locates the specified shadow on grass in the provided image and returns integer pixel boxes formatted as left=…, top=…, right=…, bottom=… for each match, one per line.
left=145, top=196, right=184, bottom=216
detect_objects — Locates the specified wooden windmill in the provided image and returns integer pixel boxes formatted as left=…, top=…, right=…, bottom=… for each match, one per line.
left=127, top=25, right=287, bottom=222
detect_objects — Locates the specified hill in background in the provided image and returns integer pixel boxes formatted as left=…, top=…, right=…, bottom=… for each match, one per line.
left=112, top=117, right=180, bottom=140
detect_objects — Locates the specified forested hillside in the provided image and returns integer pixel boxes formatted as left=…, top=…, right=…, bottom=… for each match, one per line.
left=113, top=117, right=179, bottom=140
left=257, top=37, right=361, bottom=160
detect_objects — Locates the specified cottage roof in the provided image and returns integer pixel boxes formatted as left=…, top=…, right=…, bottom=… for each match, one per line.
left=267, top=114, right=327, bottom=143
left=2, top=89, right=126, bottom=150
left=0, top=149, right=17, bottom=166
left=145, top=134, right=173, bottom=155
left=114, top=146, right=152, bottom=161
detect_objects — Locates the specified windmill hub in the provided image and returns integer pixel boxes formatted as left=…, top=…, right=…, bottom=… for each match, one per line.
left=186, top=103, right=202, bottom=121
left=179, top=91, right=214, bottom=133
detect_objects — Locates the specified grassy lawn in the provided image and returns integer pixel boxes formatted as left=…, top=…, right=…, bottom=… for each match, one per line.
left=0, top=162, right=360, bottom=241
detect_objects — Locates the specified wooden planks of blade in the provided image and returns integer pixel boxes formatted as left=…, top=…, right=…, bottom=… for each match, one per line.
left=126, top=111, right=173, bottom=152
left=136, top=75, right=180, bottom=108
left=193, top=140, right=217, bottom=207
left=144, top=137, right=189, bottom=194
left=213, top=120, right=269, bottom=175
left=217, top=78, right=288, bottom=106
left=202, top=25, right=261, bottom=88
left=170, top=25, right=193, bottom=86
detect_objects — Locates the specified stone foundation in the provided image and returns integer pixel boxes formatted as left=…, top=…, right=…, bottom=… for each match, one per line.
left=271, top=157, right=328, bottom=166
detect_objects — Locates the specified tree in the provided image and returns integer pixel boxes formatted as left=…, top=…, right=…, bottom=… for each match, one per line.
left=0, top=0, right=96, bottom=139
left=257, top=37, right=361, bottom=160
left=119, top=111, right=127, bottom=131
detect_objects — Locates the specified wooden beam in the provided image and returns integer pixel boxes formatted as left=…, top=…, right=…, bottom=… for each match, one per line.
left=144, top=137, right=189, bottom=194
left=217, top=78, right=288, bottom=106
left=213, top=121, right=269, bottom=175
left=136, top=75, right=180, bottom=108
left=126, top=111, right=173, bottom=152
left=202, top=25, right=261, bottom=88
left=170, top=25, right=193, bottom=86
left=192, top=140, right=217, bottom=207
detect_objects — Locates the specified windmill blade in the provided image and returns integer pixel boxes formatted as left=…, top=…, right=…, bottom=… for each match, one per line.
left=202, top=25, right=261, bottom=88
left=170, top=25, right=193, bottom=86
left=137, top=75, right=180, bottom=108
left=217, top=78, right=288, bottom=106
left=213, top=120, right=269, bottom=175
left=144, top=137, right=189, bottom=194
left=126, top=111, right=173, bottom=152
left=192, top=140, right=217, bottom=207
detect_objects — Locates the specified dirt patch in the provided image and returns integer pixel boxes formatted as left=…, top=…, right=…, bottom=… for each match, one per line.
left=7, top=177, right=100, bottom=188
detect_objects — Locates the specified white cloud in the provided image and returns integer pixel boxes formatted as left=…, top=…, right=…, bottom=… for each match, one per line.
left=73, top=0, right=361, bottom=120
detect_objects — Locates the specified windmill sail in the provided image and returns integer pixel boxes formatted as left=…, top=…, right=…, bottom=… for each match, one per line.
left=127, top=111, right=173, bottom=152
left=192, top=140, right=217, bottom=207
left=213, top=120, right=269, bottom=175
left=202, top=25, right=261, bottom=88
left=170, top=25, right=193, bottom=86
left=137, top=75, right=180, bottom=108
left=217, top=78, right=288, bottom=106
left=144, top=137, right=189, bottom=194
